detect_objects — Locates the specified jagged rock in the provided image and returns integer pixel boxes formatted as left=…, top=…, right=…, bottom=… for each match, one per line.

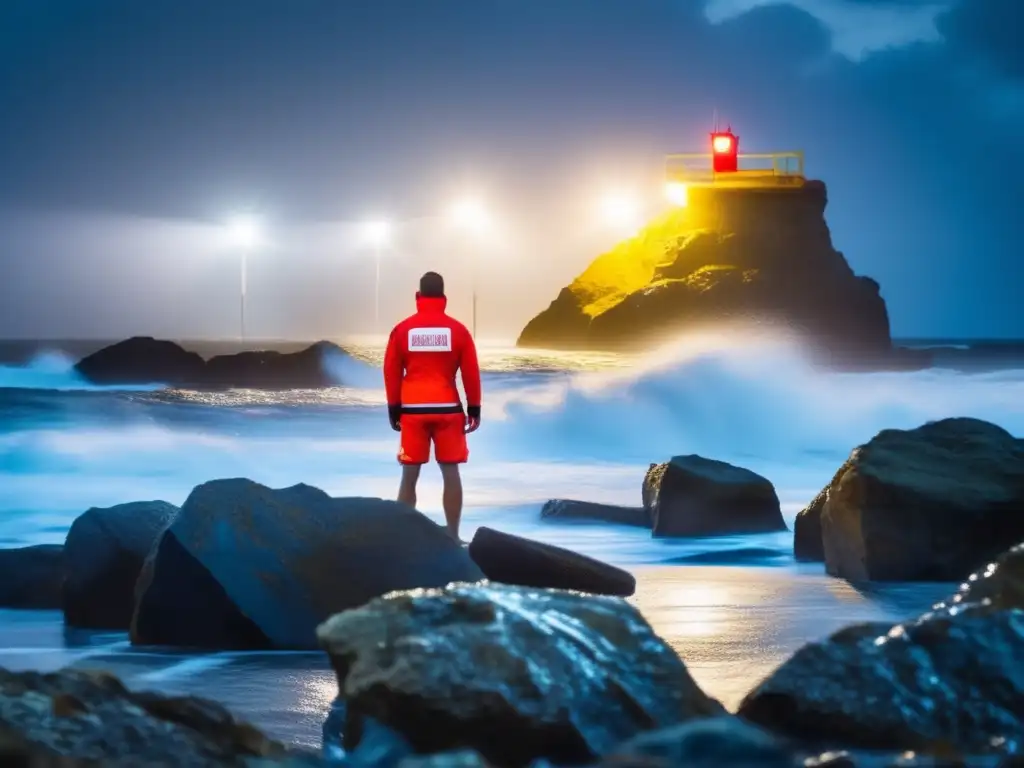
left=0, top=545, right=64, bottom=609
left=516, top=182, right=892, bottom=365
left=74, top=337, right=205, bottom=386
left=62, top=501, right=178, bottom=629
left=74, top=338, right=350, bottom=389
left=468, top=526, right=636, bottom=597
left=0, top=666, right=315, bottom=766
left=815, top=418, right=1024, bottom=581
left=540, top=499, right=649, bottom=528
left=131, top=479, right=483, bottom=650
left=317, top=582, right=724, bottom=766
left=643, top=456, right=787, bottom=537
left=737, top=544, right=1024, bottom=757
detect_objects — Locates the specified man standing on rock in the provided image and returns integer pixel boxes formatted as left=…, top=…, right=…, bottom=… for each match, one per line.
left=383, top=271, right=482, bottom=541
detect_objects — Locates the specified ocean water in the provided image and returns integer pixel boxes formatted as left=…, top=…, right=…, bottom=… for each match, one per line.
left=1, top=329, right=1023, bottom=749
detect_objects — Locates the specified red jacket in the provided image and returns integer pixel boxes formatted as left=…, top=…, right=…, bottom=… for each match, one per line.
left=384, top=294, right=481, bottom=415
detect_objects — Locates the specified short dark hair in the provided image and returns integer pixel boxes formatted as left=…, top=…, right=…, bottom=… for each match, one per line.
left=419, top=271, right=445, bottom=297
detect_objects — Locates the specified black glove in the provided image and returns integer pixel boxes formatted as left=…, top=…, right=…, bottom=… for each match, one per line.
left=388, top=405, right=402, bottom=432
left=465, top=405, right=481, bottom=433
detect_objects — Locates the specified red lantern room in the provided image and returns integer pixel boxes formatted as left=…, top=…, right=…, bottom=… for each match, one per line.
left=710, top=130, right=739, bottom=173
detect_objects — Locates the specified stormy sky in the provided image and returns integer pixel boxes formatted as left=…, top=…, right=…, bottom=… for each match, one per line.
left=0, top=0, right=1020, bottom=341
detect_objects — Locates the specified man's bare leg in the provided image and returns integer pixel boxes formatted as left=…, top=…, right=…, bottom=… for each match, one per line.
left=438, top=463, right=464, bottom=541
left=398, top=464, right=421, bottom=508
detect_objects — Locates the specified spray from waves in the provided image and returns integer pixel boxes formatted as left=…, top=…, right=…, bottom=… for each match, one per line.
left=0, top=352, right=160, bottom=393
left=475, top=329, right=1024, bottom=473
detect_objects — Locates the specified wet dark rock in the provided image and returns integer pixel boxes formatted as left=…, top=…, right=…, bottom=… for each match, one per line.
left=540, top=499, right=649, bottom=528
left=0, top=666, right=313, bottom=766
left=804, top=750, right=1012, bottom=767
left=815, top=418, right=1024, bottom=581
left=0, top=545, right=64, bottom=609
left=596, top=716, right=797, bottom=767
left=737, top=548, right=1024, bottom=757
left=643, top=456, right=787, bottom=537
left=74, top=336, right=205, bottom=386
left=132, top=478, right=483, bottom=650
left=74, top=337, right=351, bottom=389
left=793, top=460, right=854, bottom=563
left=201, top=341, right=342, bottom=389
left=317, top=581, right=724, bottom=766
left=62, top=500, right=178, bottom=629
left=468, top=526, right=636, bottom=597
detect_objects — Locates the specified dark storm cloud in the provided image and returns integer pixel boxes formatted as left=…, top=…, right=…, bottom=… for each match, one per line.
left=938, top=0, right=1024, bottom=80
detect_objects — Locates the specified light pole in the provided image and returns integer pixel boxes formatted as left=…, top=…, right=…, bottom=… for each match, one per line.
left=226, top=215, right=262, bottom=342
left=362, top=220, right=392, bottom=333
left=450, top=198, right=491, bottom=338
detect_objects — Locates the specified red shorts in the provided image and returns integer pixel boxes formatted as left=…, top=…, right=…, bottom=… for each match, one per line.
left=398, top=412, right=469, bottom=465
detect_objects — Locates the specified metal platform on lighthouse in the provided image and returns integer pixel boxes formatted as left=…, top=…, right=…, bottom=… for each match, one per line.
left=663, top=130, right=805, bottom=204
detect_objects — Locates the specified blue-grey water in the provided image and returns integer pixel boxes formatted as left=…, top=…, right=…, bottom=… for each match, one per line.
left=1, top=331, right=1022, bottom=749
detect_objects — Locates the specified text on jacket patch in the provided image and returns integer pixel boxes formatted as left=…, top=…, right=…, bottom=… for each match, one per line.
left=408, top=327, right=452, bottom=352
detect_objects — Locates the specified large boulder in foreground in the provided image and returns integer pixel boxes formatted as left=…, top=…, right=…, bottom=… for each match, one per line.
left=131, top=479, right=483, bottom=650
left=540, top=498, right=649, bottom=528
left=468, top=526, right=636, bottom=596
left=516, top=182, right=892, bottom=365
left=0, top=666, right=312, bottom=765
left=317, top=582, right=724, bottom=766
left=737, top=542, right=1024, bottom=757
left=816, top=417, right=1024, bottom=581
left=74, top=336, right=205, bottom=386
left=643, top=455, right=786, bottom=537
left=63, top=500, right=178, bottom=629
left=0, top=545, right=64, bottom=609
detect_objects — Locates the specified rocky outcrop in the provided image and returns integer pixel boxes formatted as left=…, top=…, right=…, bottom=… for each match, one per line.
left=131, top=478, right=483, bottom=650
left=74, top=337, right=349, bottom=389
left=812, top=417, right=1024, bottom=581
left=467, top=526, right=636, bottom=596
left=317, top=582, right=724, bottom=766
left=0, top=545, right=64, bottom=609
left=540, top=498, right=649, bottom=528
left=737, top=542, right=1024, bottom=758
left=73, top=337, right=206, bottom=386
left=200, top=341, right=342, bottom=389
left=62, top=500, right=178, bottom=629
left=643, top=455, right=787, bottom=537
left=0, top=666, right=315, bottom=766
left=517, top=182, right=893, bottom=364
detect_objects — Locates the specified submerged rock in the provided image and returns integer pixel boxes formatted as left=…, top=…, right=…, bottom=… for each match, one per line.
left=643, top=456, right=787, bottom=537
left=0, top=666, right=312, bottom=766
left=0, top=545, right=64, bottom=609
left=737, top=544, right=1024, bottom=757
left=815, top=418, right=1024, bottom=581
left=63, top=500, right=178, bottom=629
left=540, top=498, right=649, bottom=528
left=597, top=716, right=797, bottom=767
left=317, top=582, right=724, bottom=766
left=131, top=478, right=483, bottom=650
left=468, top=526, right=636, bottom=597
